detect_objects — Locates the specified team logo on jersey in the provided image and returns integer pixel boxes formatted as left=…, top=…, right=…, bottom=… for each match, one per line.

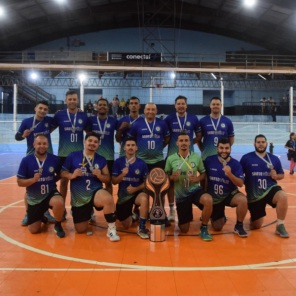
left=186, top=122, right=191, bottom=127
left=221, top=123, right=225, bottom=128
left=135, top=169, right=140, bottom=175
left=45, top=123, right=49, bottom=127
left=156, top=126, right=161, bottom=131
left=94, top=164, right=99, bottom=169
left=78, top=119, right=83, bottom=124
left=190, top=162, right=196, bottom=168
left=49, top=167, right=54, bottom=173
left=107, top=123, right=111, bottom=128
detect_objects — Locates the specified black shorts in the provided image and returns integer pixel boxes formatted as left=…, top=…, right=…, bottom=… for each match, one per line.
left=27, top=190, right=61, bottom=225
left=176, top=189, right=205, bottom=225
left=211, top=190, right=240, bottom=222
left=71, top=189, right=104, bottom=224
left=116, top=195, right=137, bottom=221
left=248, top=186, right=282, bottom=222
left=147, top=160, right=165, bottom=172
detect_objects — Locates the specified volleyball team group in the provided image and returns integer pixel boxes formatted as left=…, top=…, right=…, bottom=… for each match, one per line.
left=15, top=91, right=290, bottom=241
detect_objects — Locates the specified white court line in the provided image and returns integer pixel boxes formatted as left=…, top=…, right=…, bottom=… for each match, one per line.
left=0, top=265, right=296, bottom=272
left=0, top=199, right=23, bottom=213
left=0, top=231, right=296, bottom=271
left=1, top=194, right=296, bottom=272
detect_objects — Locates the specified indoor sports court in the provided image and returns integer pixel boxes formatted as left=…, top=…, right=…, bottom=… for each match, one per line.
left=0, top=137, right=296, bottom=295
left=1, top=0, right=296, bottom=295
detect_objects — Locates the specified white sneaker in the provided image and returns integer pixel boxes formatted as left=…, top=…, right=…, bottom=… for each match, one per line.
left=168, top=209, right=175, bottom=221
left=137, top=227, right=149, bottom=239
left=107, top=227, right=120, bottom=242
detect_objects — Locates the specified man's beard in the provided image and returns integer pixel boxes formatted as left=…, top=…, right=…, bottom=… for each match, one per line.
left=218, top=152, right=230, bottom=160
left=255, top=146, right=267, bottom=153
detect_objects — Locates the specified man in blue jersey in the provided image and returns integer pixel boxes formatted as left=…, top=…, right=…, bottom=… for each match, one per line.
left=15, top=100, right=54, bottom=154
left=165, top=95, right=201, bottom=221
left=87, top=98, right=118, bottom=194
left=129, top=102, right=170, bottom=225
left=17, top=135, right=66, bottom=238
left=115, top=96, right=141, bottom=157
left=165, top=132, right=213, bottom=241
left=15, top=100, right=55, bottom=225
left=240, top=134, right=289, bottom=238
left=129, top=102, right=170, bottom=171
left=204, top=138, right=248, bottom=237
left=197, top=96, right=234, bottom=161
left=112, top=137, right=149, bottom=239
left=61, top=132, right=120, bottom=241
left=52, top=90, right=89, bottom=219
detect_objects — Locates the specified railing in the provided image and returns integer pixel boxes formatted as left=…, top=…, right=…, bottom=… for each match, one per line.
left=0, top=51, right=296, bottom=70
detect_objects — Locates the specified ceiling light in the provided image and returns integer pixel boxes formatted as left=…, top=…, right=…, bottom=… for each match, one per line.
left=55, top=0, right=67, bottom=4
left=258, top=74, right=266, bottom=80
left=243, top=0, right=256, bottom=8
left=211, top=73, right=217, bottom=80
left=78, top=73, right=87, bottom=83
left=170, top=72, right=176, bottom=79
left=0, top=6, right=5, bottom=17
left=30, top=72, right=38, bottom=80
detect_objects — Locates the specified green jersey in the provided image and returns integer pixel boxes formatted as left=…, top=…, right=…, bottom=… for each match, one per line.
left=165, top=152, right=205, bottom=203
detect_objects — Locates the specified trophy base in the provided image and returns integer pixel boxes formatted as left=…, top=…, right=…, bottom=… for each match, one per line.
left=150, top=223, right=166, bottom=242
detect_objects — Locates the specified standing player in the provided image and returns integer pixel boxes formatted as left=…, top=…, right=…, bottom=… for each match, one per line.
left=197, top=96, right=234, bottom=161
left=61, top=132, right=120, bottom=241
left=15, top=100, right=53, bottom=155
left=112, top=137, right=149, bottom=239
left=129, top=103, right=170, bottom=171
left=17, top=135, right=65, bottom=238
left=15, top=100, right=55, bottom=225
left=129, top=103, right=170, bottom=225
left=116, top=96, right=141, bottom=157
left=204, top=138, right=248, bottom=237
left=165, top=132, right=213, bottom=241
left=87, top=98, right=118, bottom=194
left=51, top=90, right=88, bottom=218
left=165, top=95, right=201, bottom=221
left=240, top=134, right=289, bottom=238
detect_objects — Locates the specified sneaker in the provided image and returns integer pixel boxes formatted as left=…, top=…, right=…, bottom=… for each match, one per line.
left=54, top=223, right=65, bottom=238
left=21, top=214, right=28, bottom=226
left=137, top=227, right=149, bottom=239
left=234, top=224, right=248, bottom=238
left=44, top=210, right=55, bottom=223
left=200, top=226, right=212, bottom=241
left=275, top=224, right=289, bottom=238
left=168, top=209, right=175, bottom=221
left=107, top=227, right=120, bottom=242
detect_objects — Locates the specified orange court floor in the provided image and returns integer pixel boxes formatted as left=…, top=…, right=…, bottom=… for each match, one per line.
left=0, top=173, right=295, bottom=296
